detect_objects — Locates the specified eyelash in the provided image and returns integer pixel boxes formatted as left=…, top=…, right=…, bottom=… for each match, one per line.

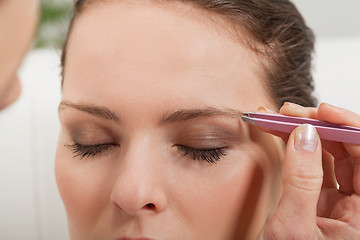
left=65, top=143, right=227, bottom=163
left=176, top=145, right=227, bottom=163
left=65, top=143, right=118, bottom=159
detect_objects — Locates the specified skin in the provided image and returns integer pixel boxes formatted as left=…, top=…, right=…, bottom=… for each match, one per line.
left=259, top=103, right=360, bottom=239
left=55, top=1, right=284, bottom=239
left=0, top=0, right=39, bottom=110
left=56, top=0, right=360, bottom=239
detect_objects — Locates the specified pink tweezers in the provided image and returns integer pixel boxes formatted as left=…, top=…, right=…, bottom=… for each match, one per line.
left=242, top=112, right=360, bottom=144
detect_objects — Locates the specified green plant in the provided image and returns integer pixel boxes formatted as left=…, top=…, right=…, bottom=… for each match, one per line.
left=35, top=0, right=72, bottom=48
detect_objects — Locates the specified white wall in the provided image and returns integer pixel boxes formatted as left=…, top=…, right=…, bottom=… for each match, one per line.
left=292, top=0, right=360, bottom=38
left=0, top=49, right=68, bottom=240
left=0, top=2, right=359, bottom=239
left=314, top=37, right=360, bottom=111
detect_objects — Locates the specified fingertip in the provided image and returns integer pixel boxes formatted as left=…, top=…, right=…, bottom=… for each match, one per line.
left=284, top=124, right=323, bottom=184
left=317, top=103, right=338, bottom=121
left=279, top=102, right=317, bottom=119
left=318, top=102, right=360, bottom=127
left=284, top=125, right=323, bottom=188
left=279, top=102, right=302, bottom=115
left=318, top=102, right=339, bottom=115
left=293, top=124, right=320, bottom=153
left=279, top=102, right=301, bottom=113
left=257, top=106, right=276, bottom=113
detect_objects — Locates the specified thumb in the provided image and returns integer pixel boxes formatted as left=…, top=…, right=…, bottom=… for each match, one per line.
left=264, top=124, right=323, bottom=238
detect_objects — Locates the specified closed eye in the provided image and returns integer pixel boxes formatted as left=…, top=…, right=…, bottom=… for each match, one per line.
left=65, top=143, right=119, bottom=159
left=175, top=145, right=227, bottom=163
left=65, top=143, right=228, bottom=163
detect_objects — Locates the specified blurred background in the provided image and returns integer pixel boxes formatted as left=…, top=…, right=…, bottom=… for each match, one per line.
left=0, top=0, right=359, bottom=239
left=35, top=0, right=72, bottom=49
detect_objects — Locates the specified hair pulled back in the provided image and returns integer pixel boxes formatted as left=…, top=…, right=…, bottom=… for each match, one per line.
left=61, top=0, right=317, bottom=108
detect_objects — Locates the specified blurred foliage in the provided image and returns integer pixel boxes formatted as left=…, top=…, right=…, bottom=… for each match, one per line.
left=35, top=0, right=73, bottom=49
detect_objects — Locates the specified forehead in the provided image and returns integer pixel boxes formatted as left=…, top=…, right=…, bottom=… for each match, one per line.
left=67, top=1, right=251, bottom=64
left=63, top=0, right=273, bottom=112
left=66, top=0, right=261, bottom=74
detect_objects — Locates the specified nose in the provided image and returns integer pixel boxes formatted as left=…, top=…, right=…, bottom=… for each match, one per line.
left=110, top=142, right=168, bottom=216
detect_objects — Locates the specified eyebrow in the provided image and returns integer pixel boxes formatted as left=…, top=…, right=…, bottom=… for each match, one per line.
left=58, top=101, right=242, bottom=124
left=160, top=107, right=243, bottom=125
left=58, top=101, right=120, bottom=122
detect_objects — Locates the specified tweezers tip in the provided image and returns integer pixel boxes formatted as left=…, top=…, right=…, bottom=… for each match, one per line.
left=241, top=115, right=255, bottom=125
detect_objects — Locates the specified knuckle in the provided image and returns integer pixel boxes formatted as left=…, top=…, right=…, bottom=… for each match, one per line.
left=285, top=173, right=323, bottom=192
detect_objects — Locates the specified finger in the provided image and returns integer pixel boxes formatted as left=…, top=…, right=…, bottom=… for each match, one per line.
left=279, top=102, right=357, bottom=162
left=283, top=102, right=359, bottom=195
left=355, top=160, right=360, bottom=195
left=279, top=102, right=318, bottom=119
left=268, top=124, right=322, bottom=235
left=317, top=140, right=354, bottom=194
left=321, top=149, right=337, bottom=189
left=317, top=217, right=360, bottom=238
left=317, top=103, right=360, bottom=127
left=317, top=103, right=360, bottom=194
left=257, top=106, right=277, bottom=114
left=334, top=154, right=354, bottom=194
left=256, top=103, right=317, bottom=142
left=256, top=106, right=289, bottom=142
left=317, top=150, right=337, bottom=218
left=317, top=188, right=341, bottom=218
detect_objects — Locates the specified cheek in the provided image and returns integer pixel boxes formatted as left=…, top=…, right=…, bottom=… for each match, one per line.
left=55, top=141, right=112, bottom=230
left=171, top=149, right=269, bottom=239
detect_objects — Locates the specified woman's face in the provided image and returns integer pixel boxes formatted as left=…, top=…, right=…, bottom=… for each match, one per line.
left=56, top=1, right=283, bottom=239
left=0, top=0, right=39, bottom=109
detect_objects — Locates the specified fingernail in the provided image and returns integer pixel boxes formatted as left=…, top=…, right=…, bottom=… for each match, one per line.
left=285, top=102, right=304, bottom=109
left=320, top=102, right=337, bottom=110
left=295, top=124, right=317, bottom=152
left=257, top=106, right=273, bottom=113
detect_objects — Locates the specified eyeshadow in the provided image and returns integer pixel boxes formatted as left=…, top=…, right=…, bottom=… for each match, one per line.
left=65, top=122, right=117, bottom=145
left=169, top=117, right=244, bottom=147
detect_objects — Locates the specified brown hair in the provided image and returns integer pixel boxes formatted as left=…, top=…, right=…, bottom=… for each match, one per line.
left=61, top=0, right=317, bottom=108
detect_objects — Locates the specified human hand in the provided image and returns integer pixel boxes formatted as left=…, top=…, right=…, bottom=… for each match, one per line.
left=257, top=103, right=360, bottom=239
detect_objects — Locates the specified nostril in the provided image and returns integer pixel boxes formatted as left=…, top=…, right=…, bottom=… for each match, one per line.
left=145, top=203, right=155, bottom=209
